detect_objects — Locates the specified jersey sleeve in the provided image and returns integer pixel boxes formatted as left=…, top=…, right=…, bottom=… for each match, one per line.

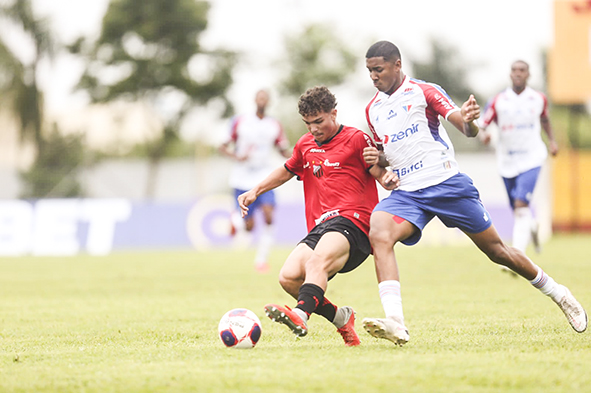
left=539, top=92, right=549, bottom=118
left=480, top=95, right=498, bottom=128
left=365, top=93, right=383, bottom=145
left=284, top=139, right=304, bottom=180
left=273, top=120, right=290, bottom=150
left=420, top=83, right=460, bottom=119
left=355, top=130, right=377, bottom=171
left=227, top=115, right=240, bottom=143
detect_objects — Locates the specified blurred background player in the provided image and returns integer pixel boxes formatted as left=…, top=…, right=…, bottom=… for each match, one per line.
left=219, top=89, right=290, bottom=273
left=238, top=86, right=397, bottom=346
left=479, top=60, right=558, bottom=256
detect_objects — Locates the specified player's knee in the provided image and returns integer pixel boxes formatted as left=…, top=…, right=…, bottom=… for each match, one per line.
left=369, top=227, right=396, bottom=248
left=278, top=271, right=301, bottom=294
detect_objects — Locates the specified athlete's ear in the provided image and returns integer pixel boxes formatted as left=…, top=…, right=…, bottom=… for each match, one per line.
left=331, top=108, right=337, bottom=120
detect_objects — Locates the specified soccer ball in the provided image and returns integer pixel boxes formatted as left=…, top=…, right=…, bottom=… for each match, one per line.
left=218, top=308, right=262, bottom=349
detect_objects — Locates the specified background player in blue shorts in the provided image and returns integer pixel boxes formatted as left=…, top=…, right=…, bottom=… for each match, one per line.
left=479, top=60, right=558, bottom=255
left=219, top=89, right=291, bottom=273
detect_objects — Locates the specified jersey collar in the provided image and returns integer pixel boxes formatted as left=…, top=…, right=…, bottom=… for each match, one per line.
left=315, top=124, right=344, bottom=147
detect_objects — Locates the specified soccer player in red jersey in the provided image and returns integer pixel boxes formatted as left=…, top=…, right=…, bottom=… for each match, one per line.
left=238, top=86, right=397, bottom=346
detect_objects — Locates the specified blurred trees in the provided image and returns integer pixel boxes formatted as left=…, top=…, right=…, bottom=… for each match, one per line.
left=412, top=38, right=475, bottom=104
left=0, top=0, right=83, bottom=197
left=20, top=124, right=85, bottom=198
left=0, top=0, right=53, bottom=149
left=412, top=38, right=485, bottom=152
left=280, top=24, right=356, bottom=97
left=71, top=0, right=235, bottom=198
left=277, top=23, right=357, bottom=143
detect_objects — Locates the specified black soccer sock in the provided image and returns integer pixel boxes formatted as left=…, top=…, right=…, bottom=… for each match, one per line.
left=313, top=296, right=338, bottom=323
left=295, top=283, right=325, bottom=317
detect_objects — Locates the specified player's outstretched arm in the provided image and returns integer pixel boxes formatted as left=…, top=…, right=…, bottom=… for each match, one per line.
left=237, top=166, right=294, bottom=217
left=449, top=94, right=480, bottom=137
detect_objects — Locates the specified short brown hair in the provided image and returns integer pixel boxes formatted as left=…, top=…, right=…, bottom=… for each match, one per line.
left=298, top=86, right=337, bottom=117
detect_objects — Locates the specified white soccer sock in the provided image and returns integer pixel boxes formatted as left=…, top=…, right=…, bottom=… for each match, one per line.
left=378, top=280, right=404, bottom=322
left=293, top=307, right=309, bottom=324
left=513, top=207, right=532, bottom=252
left=255, top=224, right=274, bottom=265
left=529, top=266, right=566, bottom=302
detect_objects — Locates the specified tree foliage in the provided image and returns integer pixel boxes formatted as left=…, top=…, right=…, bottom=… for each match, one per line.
left=412, top=38, right=475, bottom=104
left=280, top=24, right=357, bottom=97
left=72, top=0, right=236, bottom=198
left=75, top=0, right=234, bottom=106
left=20, top=125, right=85, bottom=198
left=0, top=0, right=54, bottom=147
left=411, top=38, right=486, bottom=152
left=277, top=23, right=357, bottom=144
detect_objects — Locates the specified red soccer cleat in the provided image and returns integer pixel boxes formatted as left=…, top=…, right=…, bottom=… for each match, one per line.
left=336, top=306, right=360, bottom=346
left=264, top=304, right=308, bottom=337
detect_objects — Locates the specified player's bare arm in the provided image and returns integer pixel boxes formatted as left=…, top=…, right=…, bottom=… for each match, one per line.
left=363, top=146, right=389, bottom=167
left=369, top=164, right=399, bottom=190
left=237, top=166, right=294, bottom=217
left=541, top=116, right=559, bottom=156
left=449, top=94, right=480, bottom=137
left=219, top=142, right=249, bottom=161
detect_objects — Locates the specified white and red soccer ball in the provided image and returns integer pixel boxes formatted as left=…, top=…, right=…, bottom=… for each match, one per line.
left=218, top=308, right=262, bottom=349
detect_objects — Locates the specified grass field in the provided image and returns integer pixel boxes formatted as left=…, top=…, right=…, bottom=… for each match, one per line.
left=1, top=234, right=590, bottom=392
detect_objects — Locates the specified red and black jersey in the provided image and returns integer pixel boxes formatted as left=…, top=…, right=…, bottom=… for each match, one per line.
left=285, top=125, right=379, bottom=236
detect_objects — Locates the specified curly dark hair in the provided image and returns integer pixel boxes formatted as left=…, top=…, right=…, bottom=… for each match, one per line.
left=297, top=86, right=337, bottom=117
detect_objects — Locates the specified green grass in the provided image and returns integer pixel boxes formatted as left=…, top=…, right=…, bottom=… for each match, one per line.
left=1, top=234, right=590, bottom=392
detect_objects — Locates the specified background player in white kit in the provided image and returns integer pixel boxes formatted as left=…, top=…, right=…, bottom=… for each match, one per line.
left=219, top=89, right=291, bottom=273
left=361, top=41, right=586, bottom=346
left=479, top=60, right=558, bottom=255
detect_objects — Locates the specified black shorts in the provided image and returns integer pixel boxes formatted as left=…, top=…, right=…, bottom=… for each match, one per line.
left=299, top=216, right=371, bottom=279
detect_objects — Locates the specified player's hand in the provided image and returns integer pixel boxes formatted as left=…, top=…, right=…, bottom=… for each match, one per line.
left=363, top=147, right=380, bottom=165
left=381, top=170, right=400, bottom=190
left=237, top=191, right=256, bottom=217
left=461, top=95, right=480, bottom=123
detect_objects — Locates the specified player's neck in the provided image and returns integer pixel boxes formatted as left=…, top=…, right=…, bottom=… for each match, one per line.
left=256, top=109, right=265, bottom=119
left=386, top=73, right=406, bottom=96
left=512, top=85, right=526, bottom=95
